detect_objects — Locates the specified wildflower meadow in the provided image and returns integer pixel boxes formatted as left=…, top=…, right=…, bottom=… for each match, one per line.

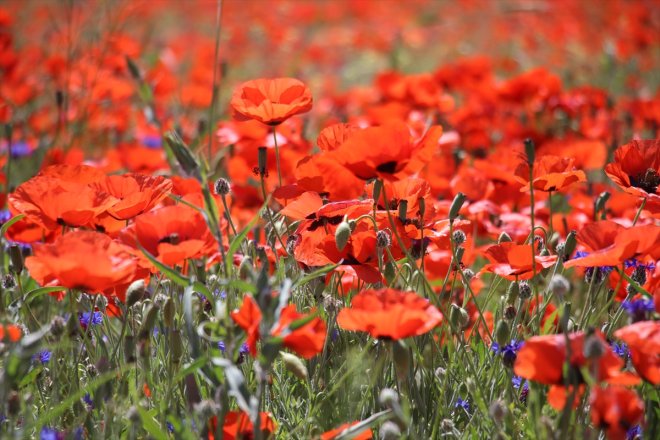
left=0, top=1, right=659, bottom=439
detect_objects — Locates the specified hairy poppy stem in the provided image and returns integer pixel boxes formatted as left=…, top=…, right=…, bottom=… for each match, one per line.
left=631, top=197, right=646, bottom=225
left=206, top=0, right=224, bottom=161
left=272, top=126, right=283, bottom=187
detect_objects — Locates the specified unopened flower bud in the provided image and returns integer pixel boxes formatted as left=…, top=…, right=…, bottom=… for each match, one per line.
left=494, top=320, right=510, bottom=346
left=213, top=178, right=231, bottom=196
left=449, top=304, right=469, bottom=330
left=631, top=266, right=647, bottom=285
left=523, top=138, right=535, bottom=166
left=583, top=329, right=605, bottom=360
left=504, top=305, right=517, bottom=320
left=280, top=351, right=308, bottom=380
left=518, top=281, right=532, bottom=300
left=452, top=230, right=466, bottom=245
left=563, top=230, right=577, bottom=260
left=380, top=421, right=401, bottom=440
left=392, top=340, right=410, bottom=380
left=163, top=298, right=175, bottom=328
left=8, top=245, right=24, bottom=274
left=257, top=146, right=268, bottom=176
left=2, top=274, right=15, bottom=289
left=489, top=399, right=508, bottom=425
left=398, top=199, right=408, bottom=222
left=335, top=219, right=352, bottom=251
left=549, top=275, right=570, bottom=298
left=462, top=268, right=475, bottom=281
left=126, top=406, right=140, bottom=424
left=379, top=388, right=399, bottom=409
left=449, top=193, right=466, bottom=223
left=50, top=316, right=66, bottom=337
left=125, top=280, right=146, bottom=308
left=376, top=229, right=392, bottom=248
left=506, top=282, right=519, bottom=304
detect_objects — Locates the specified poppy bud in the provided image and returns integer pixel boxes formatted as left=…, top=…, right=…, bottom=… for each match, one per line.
left=398, top=199, right=408, bottom=222
left=8, top=245, right=24, bottom=274
left=239, top=257, right=254, bottom=280
left=376, top=229, right=392, bottom=248
left=434, top=367, right=446, bottom=380
left=506, top=282, right=519, bottom=304
left=523, top=138, right=535, bottom=166
left=257, top=146, right=268, bottom=176
left=280, top=351, right=308, bottom=380
left=518, top=281, right=532, bottom=300
left=489, top=399, right=507, bottom=425
left=335, top=219, right=352, bottom=251
left=594, top=191, right=610, bottom=219
left=170, top=329, right=184, bottom=362
left=213, top=178, right=231, bottom=196
left=498, top=232, right=512, bottom=243
left=563, top=230, right=577, bottom=260
left=441, top=419, right=455, bottom=433
left=494, top=320, right=510, bottom=346
left=125, top=56, right=142, bottom=80
left=449, top=193, right=466, bottom=223
left=454, top=247, right=464, bottom=266
left=384, top=261, right=397, bottom=285
left=449, top=304, right=469, bottom=330
left=583, top=330, right=605, bottom=360
left=559, top=302, right=572, bottom=333
left=462, top=268, right=475, bottom=282
left=392, top=340, right=410, bottom=379
left=164, top=132, right=201, bottom=180
left=126, top=406, right=140, bottom=424
left=549, top=275, right=570, bottom=298
left=380, top=421, right=401, bottom=440
left=379, top=388, right=399, bottom=408
left=125, top=280, right=146, bottom=308
left=50, top=316, right=66, bottom=337
left=139, top=304, right=159, bottom=341
left=163, top=298, right=175, bottom=328
left=452, top=230, right=466, bottom=245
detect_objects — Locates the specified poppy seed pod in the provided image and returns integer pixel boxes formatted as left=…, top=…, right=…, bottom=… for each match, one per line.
left=398, top=199, right=408, bottom=222
left=335, top=219, right=352, bottom=251
left=213, top=178, right=231, bottom=196
left=449, top=192, right=466, bottom=223
left=257, top=146, right=268, bottom=176
left=280, top=351, right=308, bottom=380
left=452, top=230, right=466, bottom=245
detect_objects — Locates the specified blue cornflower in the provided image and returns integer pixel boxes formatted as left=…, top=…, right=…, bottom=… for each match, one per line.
left=214, top=289, right=227, bottom=300
left=573, top=251, right=614, bottom=280
left=2, top=141, right=32, bottom=158
left=141, top=135, right=162, bottom=149
left=40, top=427, right=61, bottom=440
left=611, top=342, right=629, bottom=360
left=624, top=259, right=656, bottom=272
left=79, top=312, right=103, bottom=327
left=621, top=298, right=656, bottom=322
left=83, top=393, right=93, bottom=408
left=454, top=397, right=471, bottom=414
left=626, top=425, right=642, bottom=440
left=331, top=328, right=340, bottom=342
left=166, top=421, right=175, bottom=433
left=218, top=341, right=226, bottom=353
left=239, top=342, right=249, bottom=356
left=0, top=210, right=12, bottom=224
left=512, top=376, right=529, bottom=403
left=34, top=350, right=51, bottom=364
left=491, top=340, right=524, bottom=366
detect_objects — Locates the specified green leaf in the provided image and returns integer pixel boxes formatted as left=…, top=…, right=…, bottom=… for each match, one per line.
left=293, top=264, right=339, bottom=289
left=0, top=213, right=25, bottom=239
left=137, top=407, right=168, bottom=440
left=226, top=204, right=264, bottom=273
left=24, top=286, right=65, bottom=303
left=137, top=243, right=190, bottom=287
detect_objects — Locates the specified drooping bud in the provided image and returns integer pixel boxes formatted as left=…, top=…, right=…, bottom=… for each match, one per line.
left=280, top=351, right=308, bottom=380
left=139, top=304, right=159, bottom=340
left=594, top=191, right=610, bottom=220
left=335, top=216, right=352, bottom=251
left=563, top=230, right=577, bottom=260
left=417, top=197, right=426, bottom=219
left=384, top=261, right=397, bottom=285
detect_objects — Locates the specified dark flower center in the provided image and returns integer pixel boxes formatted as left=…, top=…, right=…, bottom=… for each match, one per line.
left=159, top=233, right=180, bottom=245
left=376, top=161, right=398, bottom=174
left=629, top=168, right=660, bottom=194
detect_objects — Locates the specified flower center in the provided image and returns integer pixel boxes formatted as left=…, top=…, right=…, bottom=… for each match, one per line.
left=629, top=168, right=660, bottom=194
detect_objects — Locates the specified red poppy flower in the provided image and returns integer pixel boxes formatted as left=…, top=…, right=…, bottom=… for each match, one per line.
left=337, top=288, right=442, bottom=340
left=563, top=221, right=660, bottom=269
left=230, top=77, right=313, bottom=125
left=230, top=295, right=262, bottom=357
left=122, top=204, right=216, bottom=267
left=514, top=331, right=640, bottom=409
left=605, top=139, right=660, bottom=203
left=589, top=386, right=644, bottom=440
left=271, top=304, right=327, bottom=359
left=25, top=230, right=139, bottom=293
left=614, top=320, right=660, bottom=385
left=207, top=411, right=276, bottom=440
left=231, top=295, right=326, bottom=359
left=331, top=122, right=442, bottom=181
left=319, top=422, right=372, bottom=440
left=9, top=175, right=116, bottom=231
left=91, top=173, right=172, bottom=220
left=317, top=123, right=359, bottom=151
left=0, top=323, right=22, bottom=342
left=481, top=242, right=557, bottom=280
left=515, top=155, right=586, bottom=192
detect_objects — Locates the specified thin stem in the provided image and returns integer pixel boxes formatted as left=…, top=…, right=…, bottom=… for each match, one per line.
left=206, top=0, right=224, bottom=160
left=272, top=126, right=283, bottom=188
left=632, top=198, right=646, bottom=225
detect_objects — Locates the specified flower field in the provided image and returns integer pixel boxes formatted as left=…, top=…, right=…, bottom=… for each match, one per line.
left=0, top=1, right=659, bottom=438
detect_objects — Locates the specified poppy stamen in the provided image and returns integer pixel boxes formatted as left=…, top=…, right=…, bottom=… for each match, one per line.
left=629, top=168, right=660, bottom=194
